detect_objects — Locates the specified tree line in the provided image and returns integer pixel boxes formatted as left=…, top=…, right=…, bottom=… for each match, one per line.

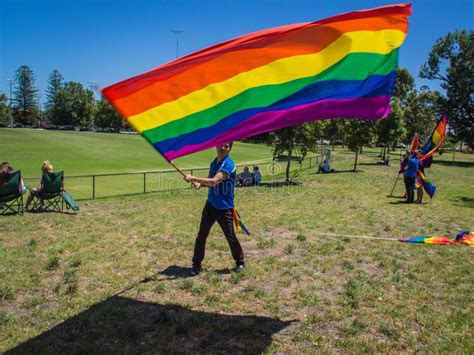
left=0, top=68, right=124, bottom=132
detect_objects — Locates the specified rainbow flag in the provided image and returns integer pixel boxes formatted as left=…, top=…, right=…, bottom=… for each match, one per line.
left=232, top=208, right=250, bottom=236
left=102, top=4, right=411, bottom=161
left=414, top=171, right=436, bottom=198
left=421, top=113, right=447, bottom=168
left=399, top=236, right=455, bottom=245
left=410, top=133, right=419, bottom=151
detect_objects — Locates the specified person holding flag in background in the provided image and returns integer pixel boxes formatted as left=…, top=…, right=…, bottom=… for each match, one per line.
left=414, top=113, right=447, bottom=202
left=402, top=150, right=419, bottom=203
left=414, top=150, right=425, bottom=203
left=184, top=143, right=246, bottom=276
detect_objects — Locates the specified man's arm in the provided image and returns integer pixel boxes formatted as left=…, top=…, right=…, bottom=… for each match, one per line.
left=184, top=171, right=228, bottom=187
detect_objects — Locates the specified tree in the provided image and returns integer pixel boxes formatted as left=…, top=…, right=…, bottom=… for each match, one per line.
left=0, top=92, right=12, bottom=125
left=268, top=122, right=323, bottom=182
left=393, top=67, right=415, bottom=106
left=45, top=70, right=64, bottom=122
left=95, top=98, right=124, bottom=132
left=377, top=99, right=406, bottom=160
left=403, top=89, right=442, bottom=144
left=344, top=119, right=377, bottom=171
left=324, top=120, right=346, bottom=149
left=420, top=30, right=474, bottom=147
left=52, top=82, right=95, bottom=128
left=12, top=65, right=38, bottom=125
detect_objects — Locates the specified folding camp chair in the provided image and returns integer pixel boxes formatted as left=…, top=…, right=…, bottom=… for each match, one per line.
left=0, top=171, right=24, bottom=215
left=31, top=171, right=65, bottom=212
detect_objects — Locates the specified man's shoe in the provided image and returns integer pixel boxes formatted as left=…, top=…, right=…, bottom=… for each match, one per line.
left=190, top=264, right=202, bottom=276
left=234, top=263, right=245, bottom=273
left=414, top=200, right=422, bottom=204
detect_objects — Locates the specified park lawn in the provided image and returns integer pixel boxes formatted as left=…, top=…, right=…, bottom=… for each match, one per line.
left=0, top=128, right=276, bottom=178
left=1, top=145, right=473, bottom=353
left=0, top=128, right=320, bottom=199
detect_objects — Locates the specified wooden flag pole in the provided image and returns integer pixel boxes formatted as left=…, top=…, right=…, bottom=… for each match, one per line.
left=389, top=173, right=401, bottom=197
left=169, top=160, right=186, bottom=177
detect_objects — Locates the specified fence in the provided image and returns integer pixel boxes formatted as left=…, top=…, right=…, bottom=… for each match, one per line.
left=23, top=155, right=322, bottom=201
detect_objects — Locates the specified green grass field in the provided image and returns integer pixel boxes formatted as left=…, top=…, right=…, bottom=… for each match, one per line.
left=1, top=128, right=290, bottom=199
left=0, top=128, right=276, bottom=177
left=1, top=129, right=473, bottom=353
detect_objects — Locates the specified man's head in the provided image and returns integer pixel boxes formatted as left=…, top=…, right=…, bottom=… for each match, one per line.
left=216, top=142, right=233, bottom=157
left=243, top=167, right=249, bottom=172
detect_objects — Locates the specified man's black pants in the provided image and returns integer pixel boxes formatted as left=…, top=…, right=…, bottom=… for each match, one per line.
left=192, top=202, right=244, bottom=266
left=404, top=176, right=415, bottom=203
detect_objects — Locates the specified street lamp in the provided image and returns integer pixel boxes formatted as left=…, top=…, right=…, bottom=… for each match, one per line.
left=36, top=94, right=42, bottom=127
left=87, top=80, right=97, bottom=96
left=7, top=78, right=14, bottom=126
left=171, top=29, right=184, bottom=58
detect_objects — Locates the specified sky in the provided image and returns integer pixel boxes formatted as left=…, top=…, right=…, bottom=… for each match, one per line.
left=0, top=0, right=473, bottom=106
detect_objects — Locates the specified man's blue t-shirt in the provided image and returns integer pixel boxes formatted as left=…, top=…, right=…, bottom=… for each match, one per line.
left=207, top=155, right=236, bottom=210
left=404, top=157, right=419, bottom=178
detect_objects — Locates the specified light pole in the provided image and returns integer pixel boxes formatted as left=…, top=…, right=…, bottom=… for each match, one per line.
left=87, top=80, right=97, bottom=96
left=7, top=78, right=14, bottom=126
left=171, top=29, right=184, bottom=58
left=36, top=94, right=42, bottom=127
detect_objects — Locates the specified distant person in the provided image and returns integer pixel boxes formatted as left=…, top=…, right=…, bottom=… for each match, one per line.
left=414, top=150, right=425, bottom=204
left=237, top=166, right=253, bottom=186
left=402, top=151, right=418, bottom=203
left=252, top=166, right=262, bottom=185
left=317, top=160, right=335, bottom=174
left=25, top=160, right=55, bottom=211
left=0, top=162, right=26, bottom=192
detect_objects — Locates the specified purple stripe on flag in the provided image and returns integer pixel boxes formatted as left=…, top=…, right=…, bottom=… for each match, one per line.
left=163, top=95, right=390, bottom=160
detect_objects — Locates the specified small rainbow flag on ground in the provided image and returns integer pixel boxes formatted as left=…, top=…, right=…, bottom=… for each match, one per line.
left=399, top=230, right=474, bottom=247
left=102, top=4, right=411, bottom=161
left=399, top=236, right=455, bottom=245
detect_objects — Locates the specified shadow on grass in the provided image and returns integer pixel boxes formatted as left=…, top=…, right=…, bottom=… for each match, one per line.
left=433, top=160, right=474, bottom=168
left=159, top=265, right=233, bottom=277
left=159, top=265, right=193, bottom=279
left=389, top=201, right=410, bottom=205
left=6, top=296, right=293, bottom=354
left=456, top=196, right=474, bottom=208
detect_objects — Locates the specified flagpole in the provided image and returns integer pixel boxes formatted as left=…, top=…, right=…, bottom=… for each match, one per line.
left=389, top=173, right=401, bottom=197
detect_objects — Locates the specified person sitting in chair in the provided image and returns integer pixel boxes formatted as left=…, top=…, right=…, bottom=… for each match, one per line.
left=25, top=160, right=54, bottom=211
left=317, top=160, right=335, bottom=174
left=0, top=162, right=26, bottom=192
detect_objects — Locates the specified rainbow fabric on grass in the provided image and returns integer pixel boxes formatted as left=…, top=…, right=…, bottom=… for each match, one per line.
left=398, top=236, right=455, bottom=245
left=102, top=4, right=411, bottom=161
left=399, top=231, right=474, bottom=248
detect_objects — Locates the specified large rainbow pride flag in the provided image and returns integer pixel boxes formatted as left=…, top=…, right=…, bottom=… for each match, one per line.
left=102, top=3, right=411, bottom=161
